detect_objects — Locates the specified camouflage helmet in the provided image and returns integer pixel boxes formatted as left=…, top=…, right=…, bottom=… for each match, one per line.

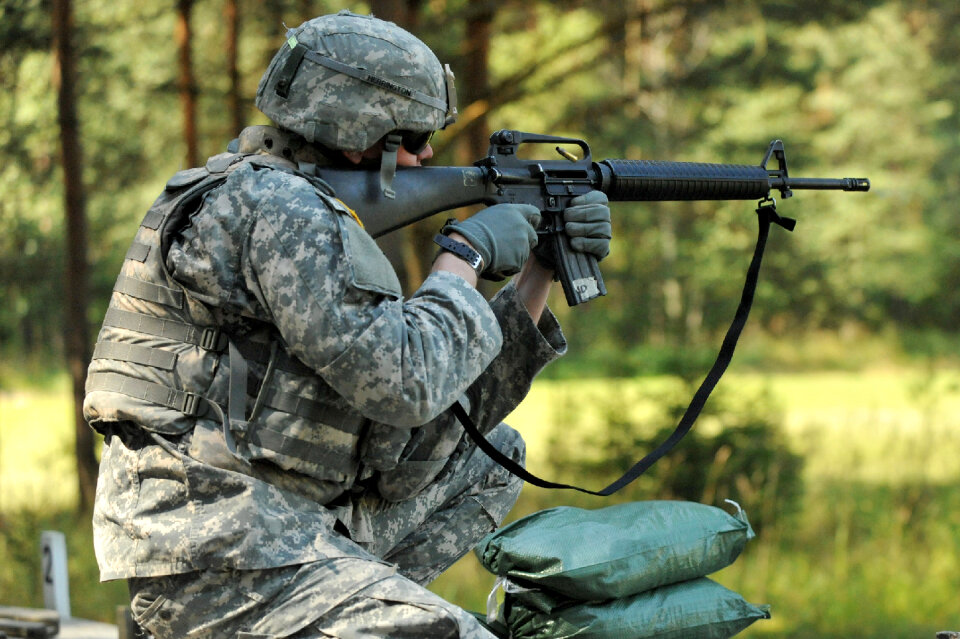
left=255, top=10, right=458, bottom=153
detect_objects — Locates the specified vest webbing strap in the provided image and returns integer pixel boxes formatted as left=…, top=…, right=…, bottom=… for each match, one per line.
left=256, top=387, right=365, bottom=434
left=93, top=341, right=178, bottom=371
left=142, top=210, right=163, bottom=230
left=237, top=340, right=315, bottom=377
left=233, top=348, right=363, bottom=432
left=125, top=242, right=151, bottom=263
left=103, top=308, right=226, bottom=351
left=243, top=425, right=356, bottom=476
left=114, top=275, right=185, bottom=309
left=89, top=368, right=357, bottom=475
left=223, top=342, right=357, bottom=474
left=451, top=201, right=795, bottom=496
left=87, top=372, right=208, bottom=417
left=93, top=333, right=360, bottom=432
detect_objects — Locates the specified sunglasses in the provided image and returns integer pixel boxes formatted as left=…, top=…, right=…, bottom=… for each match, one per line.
left=397, top=130, right=434, bottom=155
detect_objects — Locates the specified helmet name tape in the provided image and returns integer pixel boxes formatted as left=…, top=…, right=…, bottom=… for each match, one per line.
left=365, top=74, right=413, bottom=98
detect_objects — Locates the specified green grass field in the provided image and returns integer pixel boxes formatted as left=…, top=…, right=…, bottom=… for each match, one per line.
left=2, top=367, right=959, bottom=636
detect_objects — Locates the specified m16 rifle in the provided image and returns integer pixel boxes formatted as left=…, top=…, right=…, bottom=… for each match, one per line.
left=318, top=130, right=870, bottom=306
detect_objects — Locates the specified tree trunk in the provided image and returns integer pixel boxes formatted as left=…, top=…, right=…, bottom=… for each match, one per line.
left=367, top=0, right=423, bottom=28
left=369, top=0, right=403, bottom=23
left=462, top=3, right=494, bottom=162
left=176, top=0, right=199, bottom=168
left=52, top=0, right=97, bottom=512
left=225, top=0, right=243, bottom=135
left=622, top=0, right=692, bottom=343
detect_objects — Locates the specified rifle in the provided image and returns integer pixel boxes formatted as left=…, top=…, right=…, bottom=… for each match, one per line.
left=317, top=129, right=870, bottom=306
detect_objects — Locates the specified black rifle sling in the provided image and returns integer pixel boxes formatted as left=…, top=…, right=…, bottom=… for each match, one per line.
left=451, top=200, right=795, bottom=496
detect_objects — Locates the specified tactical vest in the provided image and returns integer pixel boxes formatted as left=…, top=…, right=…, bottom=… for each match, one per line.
left=84, top=152, right=414, bottom=490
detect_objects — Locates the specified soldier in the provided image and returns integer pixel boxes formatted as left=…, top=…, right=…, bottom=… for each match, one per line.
left=84, top=10, right=611, bottom=639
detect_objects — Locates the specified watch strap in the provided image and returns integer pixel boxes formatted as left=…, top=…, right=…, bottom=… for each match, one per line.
left=433, top=233, right=484, bottom=275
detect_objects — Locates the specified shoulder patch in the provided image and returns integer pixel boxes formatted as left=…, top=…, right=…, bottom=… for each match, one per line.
left=330, top=197, right=365, bottom=229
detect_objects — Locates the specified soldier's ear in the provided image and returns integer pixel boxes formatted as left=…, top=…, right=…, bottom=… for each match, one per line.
left=343, top=150, right=364, bottom=164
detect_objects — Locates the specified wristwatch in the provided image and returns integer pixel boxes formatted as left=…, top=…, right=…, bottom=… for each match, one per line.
left=433, top=233, right=484, bottom=276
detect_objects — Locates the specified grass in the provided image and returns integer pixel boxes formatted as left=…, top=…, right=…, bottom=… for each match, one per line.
left=0, top=374, right=79, bottom=511
left=2, top=365, right=960, bottom=636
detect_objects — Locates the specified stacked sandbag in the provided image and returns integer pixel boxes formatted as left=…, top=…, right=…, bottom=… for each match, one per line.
left=475, top=501, right=770, bottom=639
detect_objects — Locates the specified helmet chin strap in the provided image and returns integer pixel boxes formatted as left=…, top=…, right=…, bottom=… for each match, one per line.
left=380, top=132, right=402, bottom=199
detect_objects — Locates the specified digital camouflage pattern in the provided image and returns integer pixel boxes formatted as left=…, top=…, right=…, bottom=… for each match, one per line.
left=92, top=151, right=567, bottom=576
left=256, top=10, right=455, bottom=151
left=91, top=139, right=566, bottom=637
left=83, top=166, right=228, bottom=438
left=123, top=422, right=526, bottom=638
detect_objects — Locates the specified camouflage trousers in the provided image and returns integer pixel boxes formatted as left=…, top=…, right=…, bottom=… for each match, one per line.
left=128, top=423, right=524, bottom=639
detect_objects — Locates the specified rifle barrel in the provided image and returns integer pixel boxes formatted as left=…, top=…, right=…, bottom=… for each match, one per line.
left=775, top=177, right=871, bottom=191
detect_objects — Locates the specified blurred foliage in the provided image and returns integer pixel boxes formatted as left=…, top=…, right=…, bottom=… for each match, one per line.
left=3, top=0, right=960, bottom=373
left=542, top=379, right=804, bottom=533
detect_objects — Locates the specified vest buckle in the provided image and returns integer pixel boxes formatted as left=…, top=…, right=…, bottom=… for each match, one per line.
left=180, top=392, right=203, bottom=416
left=199, top=327, right=226, bottom=351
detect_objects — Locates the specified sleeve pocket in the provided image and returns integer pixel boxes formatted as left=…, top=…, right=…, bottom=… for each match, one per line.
left=335, top=214, right=403, bottom=299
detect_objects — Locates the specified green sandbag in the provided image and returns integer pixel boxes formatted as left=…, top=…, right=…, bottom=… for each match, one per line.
left=476, top=501, right=754, bottom=600
left=504, top=577, right=771, bottom=639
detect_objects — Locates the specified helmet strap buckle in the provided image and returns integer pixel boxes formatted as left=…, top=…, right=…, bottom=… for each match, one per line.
left=274, top=43, right=308, bottom=99
left=380, top=133, right=402, bottom=200
left=443, top=64, right=458, bottom=127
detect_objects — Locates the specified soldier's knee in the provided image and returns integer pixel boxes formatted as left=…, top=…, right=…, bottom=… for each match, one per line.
left=487, top=422, right=526, bottom=466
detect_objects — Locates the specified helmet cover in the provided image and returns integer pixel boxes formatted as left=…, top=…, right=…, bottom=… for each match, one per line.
left=256, top=10, right=457, bottom=152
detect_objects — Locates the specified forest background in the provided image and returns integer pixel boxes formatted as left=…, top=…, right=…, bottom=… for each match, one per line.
left=2, top=0, right=960, bottom=637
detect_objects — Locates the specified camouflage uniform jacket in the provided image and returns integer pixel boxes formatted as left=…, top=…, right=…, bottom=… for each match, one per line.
left=90, top=152, right=566, bottom=580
